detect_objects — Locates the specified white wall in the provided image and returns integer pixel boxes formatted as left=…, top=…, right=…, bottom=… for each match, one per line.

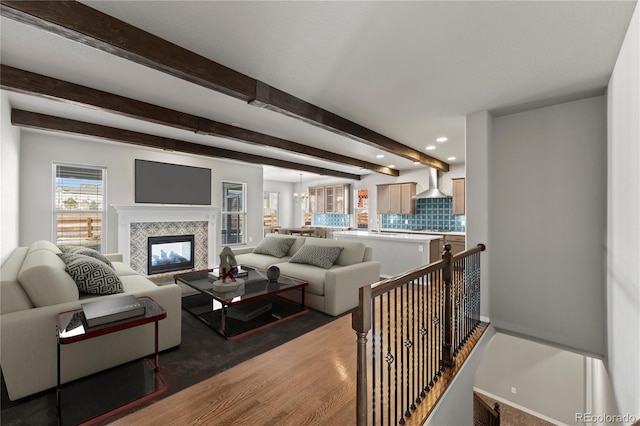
left=466, top=111, right=492, bottom=321
left=425, top=326, right=495, bottom=425
left=18, top=130, right=264, bottom=252
left=488, top=96, right=607, bottom=357
left=263, top=179, right=295, bottom=228
left=474, top=332, right=586, bottom=425
left=607, top=3, right=640, bottom=421
left=0, top=92, right=20, bottom=264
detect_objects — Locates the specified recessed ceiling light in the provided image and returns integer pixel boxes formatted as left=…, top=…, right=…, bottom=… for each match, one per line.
left=413, top=161, right=420, bottom=165
left=231, top=122, right=241, bottom=126
left=447, top=156, right=457, bottom=161
left=436, top=137, right=448, bottom=143
left=426, top=145, right=436, bottom=150
left=376, top=154, right=384, bottom=158
left=388, top=165, right=396, bottom=168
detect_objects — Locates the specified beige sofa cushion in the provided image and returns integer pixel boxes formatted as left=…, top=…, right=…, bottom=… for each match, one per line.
left=275, top=262, right=331, bottom=296
left=18, top=249, right=79, bottom=307
left=1, top=247, right=34, bottom=314
left=301, top=238, right=366, bottom=266
left=27, top=240, right=61, bottom=254
left=236, top=253, right=291, bottom=270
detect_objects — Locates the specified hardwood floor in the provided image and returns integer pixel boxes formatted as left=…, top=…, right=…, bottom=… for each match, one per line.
left=112, top=314, right=358, bottom=425
left=113, top=312, right=488, bottom=426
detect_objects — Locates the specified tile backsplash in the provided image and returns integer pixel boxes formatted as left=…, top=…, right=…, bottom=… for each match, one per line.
left=381, top=197, right=465, bottom=232
left=312, top=214, right=350, bottom=227
left=311, top=198, right=465, bottom=232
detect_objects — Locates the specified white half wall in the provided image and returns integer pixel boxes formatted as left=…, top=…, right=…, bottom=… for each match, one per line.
left=488, top=96, right=607, bottom=357
left=17, top=130, right=264, bottom=253
left=425, top=326, right=496, bottom=425
left=607, top=3, right=640, bottom=421
left=466, top=111, right=492, bottom=320
left=0, top=92, right=20, bottom=264
left=474, top=332, right=586, bottom=425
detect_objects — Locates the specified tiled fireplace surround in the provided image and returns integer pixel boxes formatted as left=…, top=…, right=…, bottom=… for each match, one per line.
left=113, top=204, right=220, bottom=276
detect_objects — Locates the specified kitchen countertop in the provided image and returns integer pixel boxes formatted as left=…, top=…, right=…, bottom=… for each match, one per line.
left=333, top=230, right=443, bottom=242
left=379, top=229, right=466, bottom=236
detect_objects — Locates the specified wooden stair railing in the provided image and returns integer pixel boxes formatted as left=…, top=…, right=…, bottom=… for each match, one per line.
left=473, top=392, right=501, bottom=426
left=353, top=243, right=487, bottom=425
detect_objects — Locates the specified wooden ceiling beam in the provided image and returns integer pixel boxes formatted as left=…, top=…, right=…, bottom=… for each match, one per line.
left=0, top=0, right=448, bottom=172
left=11, top=109, right=362, bottom=180
left=1, top=65, right=398, bottom=177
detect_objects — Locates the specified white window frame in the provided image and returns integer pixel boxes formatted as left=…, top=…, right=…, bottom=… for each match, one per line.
left=221, top=180, right=247, bottom=246
left=53, top=162, right=107, bottom=252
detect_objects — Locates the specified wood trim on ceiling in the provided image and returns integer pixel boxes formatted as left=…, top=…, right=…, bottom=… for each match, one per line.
left=0, top=0, right=449, bottom=172
left=11, top=109, right=363, bottom=180
left=0, top=65, right=395, bottom=178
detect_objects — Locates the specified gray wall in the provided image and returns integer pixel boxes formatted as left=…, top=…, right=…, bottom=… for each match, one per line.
left=425, top=326, right=496, bottom=426
left=17, top=130, right=265, bottom=253
left=489, top=96, right=607, bottom=356
left=0, top=93, right=20, bottom=264
left=606, top=4, right=640, bottom=421
left=474, top=332, right=586, bottom=425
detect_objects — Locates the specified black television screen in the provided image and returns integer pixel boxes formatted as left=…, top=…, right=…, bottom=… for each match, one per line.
left=135, top=159, right=211, bottom=205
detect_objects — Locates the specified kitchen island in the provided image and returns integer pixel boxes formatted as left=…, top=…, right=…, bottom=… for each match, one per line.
left=333, top=230, right=443, bottom=278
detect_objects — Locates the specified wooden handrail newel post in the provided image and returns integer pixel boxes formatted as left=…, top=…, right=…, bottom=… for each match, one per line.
left=352, top=284, right=372, bottom=426
left=442, top=244, right=454, bottom=369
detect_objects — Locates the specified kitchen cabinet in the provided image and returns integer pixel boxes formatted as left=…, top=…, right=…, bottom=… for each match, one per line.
left=310, top=184, right=350, bottom=214
left=444, top=234, right=465, bottom=255
left=376, top=182, right=416, bottom=214
left=452, top=178, right=465, bottom=215
left=430, top=237, right=444, bottom=262
left=377, top=185, right=391, bottom=214
left=309, top=186, right=325, bottom=214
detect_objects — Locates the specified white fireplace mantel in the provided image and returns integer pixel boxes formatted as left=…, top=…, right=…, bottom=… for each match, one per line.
left=112, top=204, right=220, bottom=268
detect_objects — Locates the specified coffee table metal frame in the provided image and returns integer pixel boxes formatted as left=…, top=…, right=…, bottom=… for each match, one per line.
left=175, top=268, right=308, bottom=339
left=55, top=296, right=167, bottom=425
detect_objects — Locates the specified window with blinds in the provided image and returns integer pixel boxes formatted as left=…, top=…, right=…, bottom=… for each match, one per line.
left=53, top=164, right=106, bottom=252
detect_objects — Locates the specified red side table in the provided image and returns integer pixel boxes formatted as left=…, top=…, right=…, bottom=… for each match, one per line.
left=56, top=296, right=167, bottom=425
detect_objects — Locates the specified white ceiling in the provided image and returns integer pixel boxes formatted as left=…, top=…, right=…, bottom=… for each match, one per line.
left=1, top=1, right=636, bottom=182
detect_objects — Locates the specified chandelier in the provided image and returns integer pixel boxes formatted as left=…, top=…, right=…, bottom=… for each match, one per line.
left=294, top=173, right=309, bottom=203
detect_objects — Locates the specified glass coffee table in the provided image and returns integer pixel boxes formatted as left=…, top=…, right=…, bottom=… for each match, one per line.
left=174, top=268, right=308, bottom=339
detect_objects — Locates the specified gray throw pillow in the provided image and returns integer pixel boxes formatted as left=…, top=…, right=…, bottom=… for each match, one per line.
left=288, top=245, right=344, bottom=269
left=252, top=237, right=297, bottom=258
left=57, top=252, right=124, bottom=295
left=58, top=245, right=114, bottom=269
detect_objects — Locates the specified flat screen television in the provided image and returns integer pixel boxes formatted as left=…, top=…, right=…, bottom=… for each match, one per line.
left=135, top=159, right=211, bottom=205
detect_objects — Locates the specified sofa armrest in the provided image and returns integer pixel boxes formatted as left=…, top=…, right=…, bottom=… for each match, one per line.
left=0, top=283, right=181, bottom=401
left=104, top=253, right=123, bottom=262
left=323, top=261, right=381, bottom=316
left=231, top=246, right=255, bottom=255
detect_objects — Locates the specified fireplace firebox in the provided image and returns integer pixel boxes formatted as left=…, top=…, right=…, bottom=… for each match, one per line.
left=147, top=234, right=195, bottom=275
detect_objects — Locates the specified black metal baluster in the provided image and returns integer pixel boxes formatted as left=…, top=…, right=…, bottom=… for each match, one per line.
left=386, top=290, right=395, bottom=424
left=372, top=294, right=377, bottom=426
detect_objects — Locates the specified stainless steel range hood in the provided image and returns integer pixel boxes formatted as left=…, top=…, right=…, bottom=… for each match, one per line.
left=412, top=167, right=450, bottom=199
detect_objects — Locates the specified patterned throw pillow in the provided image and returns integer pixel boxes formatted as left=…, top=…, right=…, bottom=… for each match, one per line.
left=288, top=245, right=344, bottom=269
left=252, top=237, right=297, bottom=258
left=58, top=246, right=114, bottom=269
left=57, top=253, right=124, bottom=295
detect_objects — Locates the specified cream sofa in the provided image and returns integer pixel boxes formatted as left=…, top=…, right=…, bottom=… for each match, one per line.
left=233, top=234, right=381, bottom=316
left=0, top=240, right=182, bottom=401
